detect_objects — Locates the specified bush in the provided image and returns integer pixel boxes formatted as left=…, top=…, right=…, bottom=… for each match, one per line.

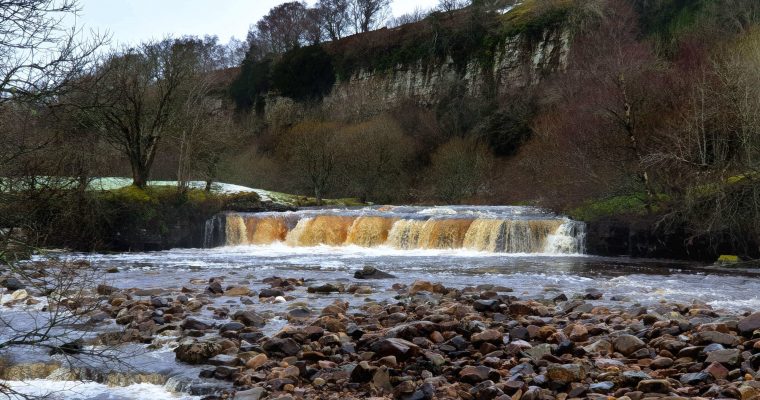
left=425, top=137, right=495, bottom=203
left=272, top=45, right=336, bottom=101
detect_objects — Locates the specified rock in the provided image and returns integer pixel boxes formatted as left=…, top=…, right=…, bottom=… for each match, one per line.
left=738, top=312, right=760, bottom=336
left=245, top=354, right=268, bottom=370
left=259, top=288, right=284, bottom=298
left=287, top=307, right=312, bottom=322
left=262, top=338, right=300, bottom=356
left=568, top=324, right=589, bottom=342
left=525, top=344, right=551, bottom=360
left=233, top=311, right=266, bottom=328
left=585, top=288, right=603, bottom=300
left=208, top=354, right=239, bottom=367
left=705, top=348, right=741, bottom=366
left=350, top=361, right=377, bottom=383
left=1, top=277, right=24, bottom=291
left=225, top=286, right=252, bottom=296
left=546, top=364, right=586, bottom=385
left=474, top=299, right=499, bottom=312
left=636, top=379, right=671, bottom=393
left=459, top=366, right=498, bottom=384
left=354, top=266, right=395, bottom=279
left=207, top=281, right=223, bottom=294
left=680, top=372, right=713, bottom=385
left=220, top=322, right=245, bottom=332
left=307, top=283, right=342, bottom=294
left=472, top=329, right=503, bottom=344
left=372, top=338, right=420, bottom=361
left=96, top=284, right=117, bottom=295
left=9, top=289, right=27, bottom=301
left=621, top=371, right=652, bottom=386
left=651, top=357, right=674, bottom=369
left=614, top=334, right=646, bottom=356
left=589, top=381, right=615, bottom=393
left=373, top=368, right=393, bottom=393
left=695, top=330, right=740, bottom=346
left=182, top=318, right=214, bottom=331
left=409, top=280, right=438, bottom=294
left=235, top=387, right=266, bottom=400
left=175, top=341, right=224, bottom=364
left=704, top=361, right=729, bottom=380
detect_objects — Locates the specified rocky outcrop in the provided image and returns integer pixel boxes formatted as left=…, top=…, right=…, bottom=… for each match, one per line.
left=264, top=28, right=569, bottom=124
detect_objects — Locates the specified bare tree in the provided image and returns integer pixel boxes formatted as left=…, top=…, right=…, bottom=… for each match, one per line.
left=0, top=0, right=103, bottom=105
left=437, top=0, right=470, bottom=13
left=318, top=0, right=351, bottom=41
left=283, top=121, right=342, bottom=205
left=84, top=39, right=197, bottom=188
left=251, top=1, right=310, bottom=55
left=349, top=0, right=391, bottom=33
left=389, top=7, right=430, bottom=27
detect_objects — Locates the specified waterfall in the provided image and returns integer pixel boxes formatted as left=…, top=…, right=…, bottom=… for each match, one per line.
left=204, top=207, right=586, bottom=254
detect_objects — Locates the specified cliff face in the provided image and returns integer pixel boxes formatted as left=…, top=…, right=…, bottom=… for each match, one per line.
left=264, top=27, right=570, bottom=123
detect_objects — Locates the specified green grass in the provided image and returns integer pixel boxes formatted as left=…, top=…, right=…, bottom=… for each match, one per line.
left=569, top=193, right=667, bottom=221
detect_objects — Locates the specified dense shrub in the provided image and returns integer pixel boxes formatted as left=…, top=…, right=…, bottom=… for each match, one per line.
left=272, top=45, right=336, bottom=101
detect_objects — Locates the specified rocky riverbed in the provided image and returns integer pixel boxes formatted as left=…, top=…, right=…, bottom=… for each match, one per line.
left=3, top=263, right=760, bottom=400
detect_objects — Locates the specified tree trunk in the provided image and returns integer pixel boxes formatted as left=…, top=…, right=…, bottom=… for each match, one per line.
left=132, top=163, right=149, bottom=189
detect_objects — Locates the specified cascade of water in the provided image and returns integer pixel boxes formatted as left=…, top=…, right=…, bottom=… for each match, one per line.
left=346, top=216, right=397, bottom=247
left=224, top=214, right=248, bottom=245
left=206, top=207, right=586, bottom=254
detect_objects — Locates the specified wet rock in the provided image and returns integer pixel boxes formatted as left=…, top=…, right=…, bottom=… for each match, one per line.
left=175, top=341, right=224, bottom=364
left=207, top=281, right=223, bottom=294
left=409, top=280, right=445, bottom=294
left=150, top=296, right=169, bottom=308
left=585, top=288, right=603, bottom=300
left=262, top=338, right=301, bottom=357
left=208, top=354, right=239, bottom=367
left=354, top=266, right=395, bottom=279
left=307, top=283, right=342, bottom=294
left=636, top=379, right=671, bottom=393
left=614, top=334, right=646, bottom=356
left=96, top=284, right=117, bottom=295
left=233, top=311, right=266, bottom=328
left=220, top=322, right=245, bottom=332
left=224, top=286, right=252, bottom=296
left=182, top=317, right=214, bottom=331
left=259, top=288, right=284, bottom=298
left=738, top=312, right=760, bottom=336
left=49, top=339, right=83, bottom=355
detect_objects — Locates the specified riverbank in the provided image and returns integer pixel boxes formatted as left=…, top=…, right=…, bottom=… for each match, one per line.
left=2, top=254, right=760, bottom=399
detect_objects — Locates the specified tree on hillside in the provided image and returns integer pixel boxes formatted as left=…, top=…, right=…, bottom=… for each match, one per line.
left=349, top=0, right=391, bottom=33
left=425, top=137, right=494, bottom=203
left=389, top=7, right=430, bottom=27
left=250, top=1, right=311, bottom=55
left=84, top=39, right=198, bottom=188
left=318, top=0, right=351, bottom=41
left=437, top=0, right=470, bottom=13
